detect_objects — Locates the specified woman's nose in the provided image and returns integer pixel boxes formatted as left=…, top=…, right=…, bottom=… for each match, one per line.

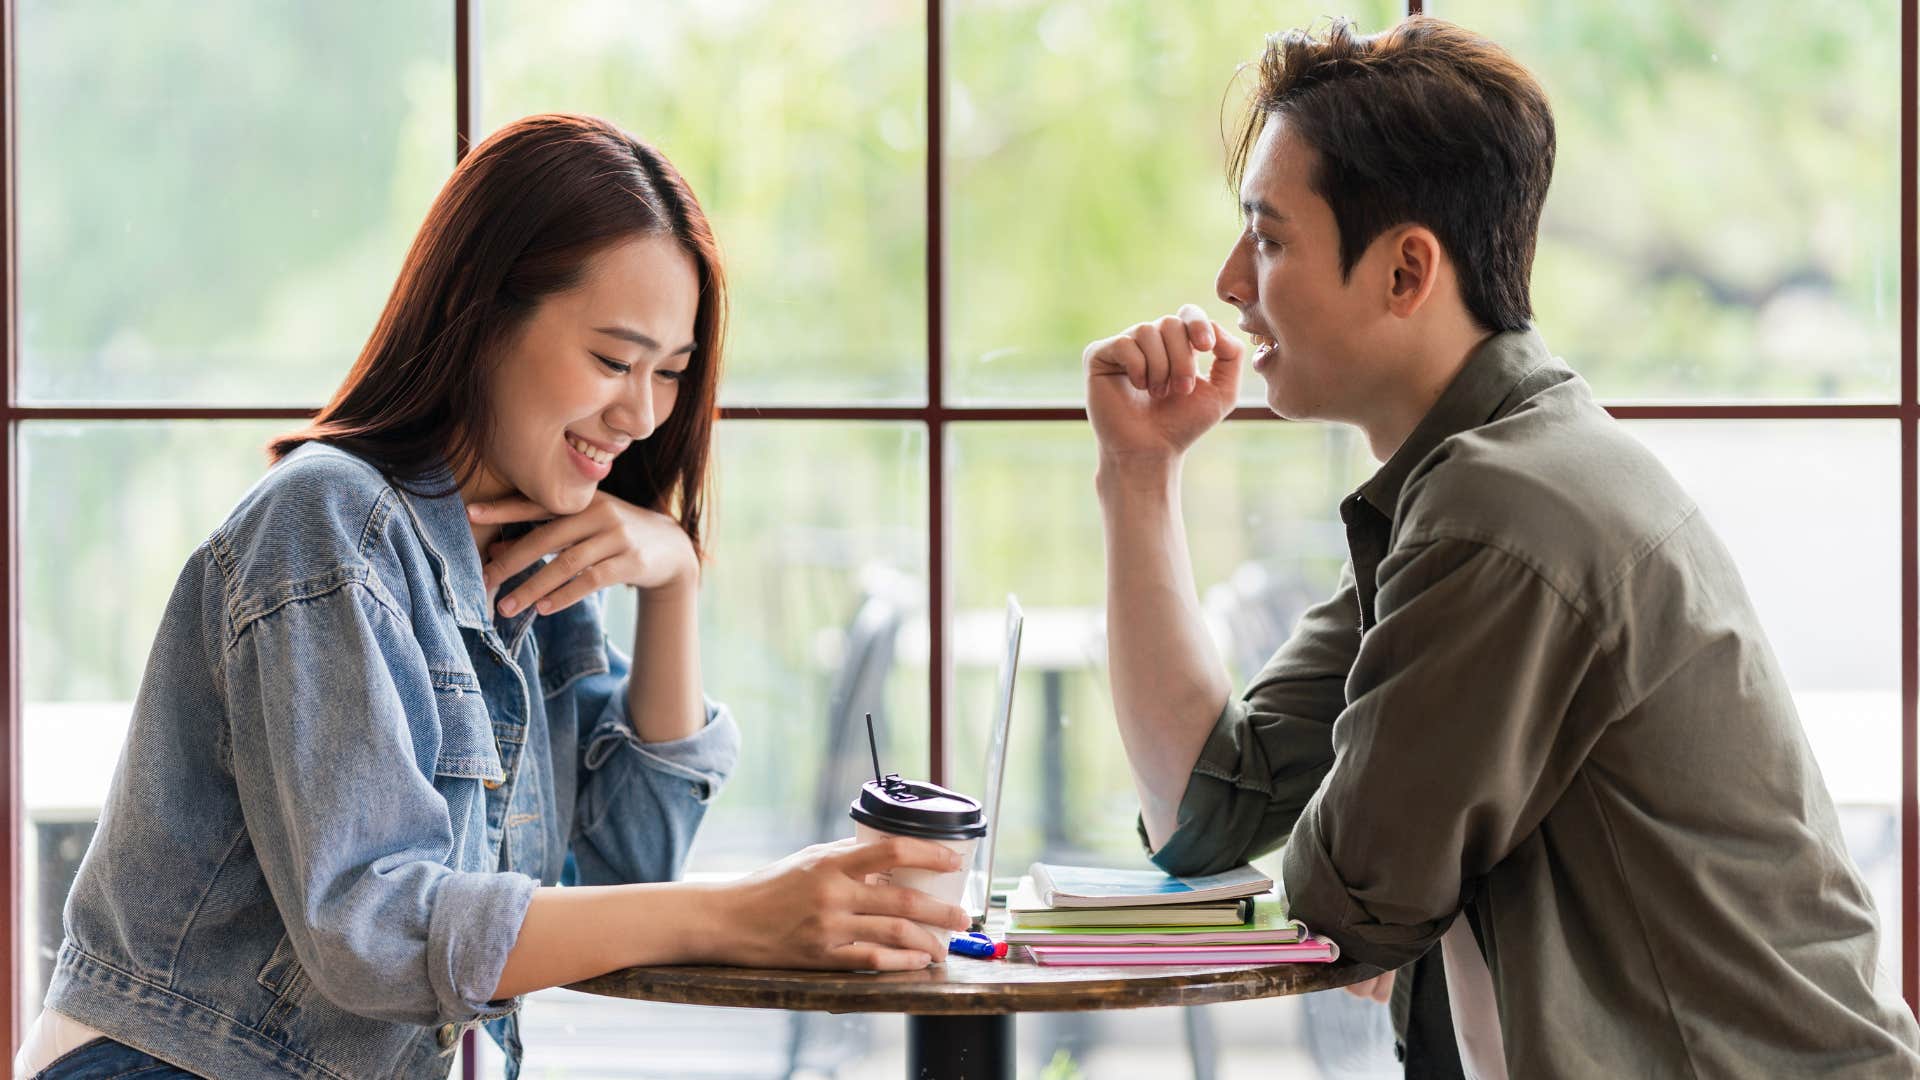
left=609, top=383, right=655, bottom=442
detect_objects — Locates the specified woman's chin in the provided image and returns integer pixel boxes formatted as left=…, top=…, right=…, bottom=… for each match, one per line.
left=548, top=492, right=591, bottom=517
left=520, top=485, right=588, bottom=519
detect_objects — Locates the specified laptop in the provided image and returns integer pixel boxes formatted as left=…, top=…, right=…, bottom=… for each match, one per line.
left=963, top=595, right=1024, bottom=931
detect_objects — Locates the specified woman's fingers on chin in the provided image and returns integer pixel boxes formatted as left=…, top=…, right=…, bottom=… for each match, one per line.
left=534, top=589, right=591, bottom=616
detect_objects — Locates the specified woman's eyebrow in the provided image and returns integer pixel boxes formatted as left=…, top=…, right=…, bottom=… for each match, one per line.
left=593, top=324, right=696, bottom=356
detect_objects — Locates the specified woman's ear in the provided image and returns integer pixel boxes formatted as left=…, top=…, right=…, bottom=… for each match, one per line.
left=1386, top=225, right=1443, bottom=319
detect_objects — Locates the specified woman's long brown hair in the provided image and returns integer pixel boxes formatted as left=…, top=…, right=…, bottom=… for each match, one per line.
left=271, top=114, right=727, bottom=557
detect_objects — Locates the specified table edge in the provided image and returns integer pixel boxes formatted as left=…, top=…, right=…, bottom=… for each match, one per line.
left=566, top=956, right=1375, bottom=1016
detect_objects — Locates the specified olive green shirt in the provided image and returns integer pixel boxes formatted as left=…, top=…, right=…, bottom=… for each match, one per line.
left=1147, top=330, right=1920, bottom=1077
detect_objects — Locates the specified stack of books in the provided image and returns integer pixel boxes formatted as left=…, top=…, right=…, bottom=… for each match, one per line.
left=1006, top=862, right=1339, bottom=966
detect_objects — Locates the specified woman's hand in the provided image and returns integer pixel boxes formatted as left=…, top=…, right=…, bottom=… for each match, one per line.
left=469, top=491, right=697, bottom=617
left=695, top=837, right=973, bottom=972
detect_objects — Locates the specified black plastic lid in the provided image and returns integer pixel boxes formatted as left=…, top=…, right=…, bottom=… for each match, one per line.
left=848, top=775, right=986, bottom=841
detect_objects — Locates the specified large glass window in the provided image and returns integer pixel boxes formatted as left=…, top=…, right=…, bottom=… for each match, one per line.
left=948, top=421, right=1365, bottom=865
left=17, top=0, right=452, bottom=404
left=484, top=0, right=930, bottom=405
left=1436, top=0, right=1901, bottom=401
left=947, top=1, right=1402, bottom=404
left=658, top=420, right=931, bottom=870
left=6, top=0, right=1914, bottom=1074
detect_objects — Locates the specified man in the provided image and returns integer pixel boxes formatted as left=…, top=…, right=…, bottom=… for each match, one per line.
left=1084, top=15, right=1920, bottom=1078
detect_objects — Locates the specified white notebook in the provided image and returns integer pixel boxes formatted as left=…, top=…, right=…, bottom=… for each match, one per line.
left=1027, top=861, right=1273, bottom=910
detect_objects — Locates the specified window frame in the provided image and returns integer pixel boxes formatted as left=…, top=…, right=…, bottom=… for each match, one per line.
left=0, top=0, right=1911, bottom=1051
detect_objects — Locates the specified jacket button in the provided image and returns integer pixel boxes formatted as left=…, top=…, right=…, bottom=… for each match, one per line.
left=437, top=1022, right=459, bottom=1049
left=484, top=779, right=502, bottom=790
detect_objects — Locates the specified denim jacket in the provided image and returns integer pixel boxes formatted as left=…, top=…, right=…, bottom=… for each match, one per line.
left=44, top=441, right=740, bottom=1079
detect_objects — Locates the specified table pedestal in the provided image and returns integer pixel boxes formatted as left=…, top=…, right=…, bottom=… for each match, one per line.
left=907, top=1014, right=1014, bottom=1080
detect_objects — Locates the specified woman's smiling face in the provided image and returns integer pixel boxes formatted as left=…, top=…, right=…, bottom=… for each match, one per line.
left=472, top=233, right=700, bottom=515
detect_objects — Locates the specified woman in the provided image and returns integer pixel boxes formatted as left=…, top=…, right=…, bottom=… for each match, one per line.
left=19, top=114, right=967, bottom=1080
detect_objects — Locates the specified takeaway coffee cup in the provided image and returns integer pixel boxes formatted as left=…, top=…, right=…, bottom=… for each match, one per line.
left=848, top=774, right=985, bottom=956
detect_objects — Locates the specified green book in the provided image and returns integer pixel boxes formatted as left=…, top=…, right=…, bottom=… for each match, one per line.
left=1005, top=897, right=1306, bottom=945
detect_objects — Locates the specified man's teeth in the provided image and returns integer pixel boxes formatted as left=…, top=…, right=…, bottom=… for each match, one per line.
left=567, top=435, right=614, bottom=465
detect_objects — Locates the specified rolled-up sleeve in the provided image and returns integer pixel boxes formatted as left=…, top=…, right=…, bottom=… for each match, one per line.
left=1146, top=565, right=1360, bottom=876
left=1280, top=538, right=1621, bottom=969
left=224, top=580, right=537, bottom=1026
left=568, top=637, right=741, bottom=886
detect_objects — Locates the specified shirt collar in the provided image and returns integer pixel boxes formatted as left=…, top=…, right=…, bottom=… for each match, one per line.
left=1355, top=328, right=1560, bottom=519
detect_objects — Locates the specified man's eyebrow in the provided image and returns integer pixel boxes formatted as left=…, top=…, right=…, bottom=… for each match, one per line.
left=1240, top=199, right=1288, bottom=223
left=593, top=324, right=696, bottom=356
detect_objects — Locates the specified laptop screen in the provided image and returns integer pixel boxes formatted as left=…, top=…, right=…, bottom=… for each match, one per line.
left=964, top=595, right=1024, bottom=929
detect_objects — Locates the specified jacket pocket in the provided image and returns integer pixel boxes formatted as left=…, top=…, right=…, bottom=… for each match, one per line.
left=255, top=932, right=312, bottom=1038
left=429, top=671, right=504, bottom=783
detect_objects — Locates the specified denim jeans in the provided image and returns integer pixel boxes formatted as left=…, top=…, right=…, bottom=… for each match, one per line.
left=31, top=1037, right=200, bottom=1079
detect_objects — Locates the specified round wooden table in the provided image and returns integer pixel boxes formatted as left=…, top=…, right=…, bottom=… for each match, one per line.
left=568, top=948, right=1374, bottom=1080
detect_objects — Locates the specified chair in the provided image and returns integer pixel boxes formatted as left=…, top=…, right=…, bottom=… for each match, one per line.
left=805, top=566, right=915, bottom=840
left=781, top=566, right=917, bottom=1078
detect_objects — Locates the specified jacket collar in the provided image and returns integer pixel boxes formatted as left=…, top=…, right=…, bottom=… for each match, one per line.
left=390, top=461, right=541, bottom=648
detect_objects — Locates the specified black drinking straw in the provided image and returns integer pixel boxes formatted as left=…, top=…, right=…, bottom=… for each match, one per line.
left=864, top=712, right=883, bottom=786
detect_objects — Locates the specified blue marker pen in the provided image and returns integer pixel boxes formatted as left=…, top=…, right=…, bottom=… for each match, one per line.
left=948, top=932, right=997, bottom=959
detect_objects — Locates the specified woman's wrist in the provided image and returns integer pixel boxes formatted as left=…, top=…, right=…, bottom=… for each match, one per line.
left=608, top=881, right=726, bottom=968
left=637, top=534, right=701, bottom=596
left=660, top=880, right=730, bottom=966
left=640, top=570, right=699, bottom=601
left=625, top=537, right=706, bottom=744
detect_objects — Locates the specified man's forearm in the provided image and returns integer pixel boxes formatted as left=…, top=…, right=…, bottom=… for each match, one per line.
left=1097, top=453, right=1233, bottom=850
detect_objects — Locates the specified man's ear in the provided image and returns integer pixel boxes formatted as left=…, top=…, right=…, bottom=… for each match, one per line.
left=1385, top=225, right=1443, bottom=319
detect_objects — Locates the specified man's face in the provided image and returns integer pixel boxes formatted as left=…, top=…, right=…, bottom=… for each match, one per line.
left=1215, top=116, right=1394, bottom=424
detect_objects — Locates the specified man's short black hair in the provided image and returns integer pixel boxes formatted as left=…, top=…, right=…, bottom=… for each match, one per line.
left=1230, top=16, right=1556, bottom=333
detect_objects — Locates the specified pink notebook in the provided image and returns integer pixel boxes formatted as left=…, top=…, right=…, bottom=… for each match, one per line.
left=1025, top=938, right=1339, bottom=966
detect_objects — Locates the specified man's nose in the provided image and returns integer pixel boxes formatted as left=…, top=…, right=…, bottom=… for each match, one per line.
left=1216, top=234, right=1253, bottom=309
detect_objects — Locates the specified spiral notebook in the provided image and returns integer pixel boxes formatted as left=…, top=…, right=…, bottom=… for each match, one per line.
left=1027, top=861, right=1272, bottom=909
